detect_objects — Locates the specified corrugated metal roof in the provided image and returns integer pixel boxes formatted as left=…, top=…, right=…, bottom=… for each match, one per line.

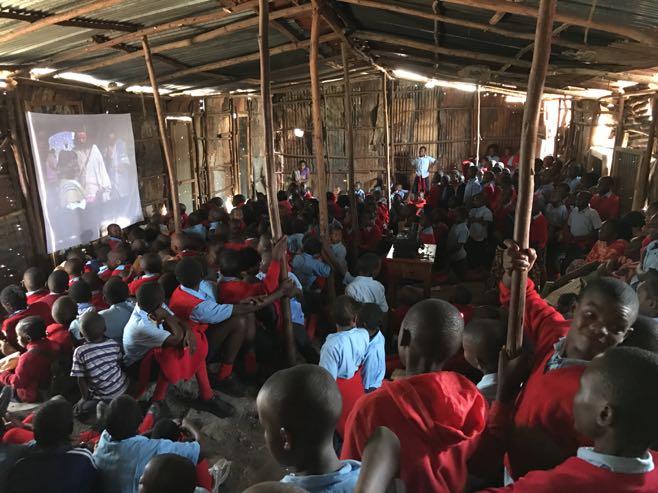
left=0, top=0, right=657, bottom=94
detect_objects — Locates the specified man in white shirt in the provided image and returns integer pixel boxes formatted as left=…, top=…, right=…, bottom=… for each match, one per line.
left=411, top=146, right=435, bottom=194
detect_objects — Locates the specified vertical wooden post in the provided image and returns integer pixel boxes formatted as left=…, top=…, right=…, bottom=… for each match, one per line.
left=383, top=72, right=392, bottom=206
left=311, top=0, right=329, bottom=240
left=259, top=0, right=295, bottom=365
left=553, top=97, right=562, bottom=159
left=506, top=0, right=557, bottom=356
left=342, top=43, right=359, bottom=262
left=390, top=79, right=396, bottom=190
left=142, top=35, right=181, bottom=232
left=633, top=96, right=658, bottom=211
left=475, top=85, right=481, bottom=159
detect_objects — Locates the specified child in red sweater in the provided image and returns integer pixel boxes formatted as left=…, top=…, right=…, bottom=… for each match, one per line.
left=0, top=317, right=58, bottom=402
left=500, top=242, right=639, bottom=480
left=128, top=252, right=162, bottom=296
left=1, top=285, right=52, bottom=353
left=22, top=267, right=48, bottom=305
left=37, top=270, right=69, bottom=310
left=590, top=176, right=620, bottom=221
left=47, top=296, right=76, bottom=353
left=479, top=347, right=658, bottom=493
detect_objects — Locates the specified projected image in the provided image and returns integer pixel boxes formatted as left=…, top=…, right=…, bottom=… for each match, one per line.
left=26, top=113, right=144, bottom=252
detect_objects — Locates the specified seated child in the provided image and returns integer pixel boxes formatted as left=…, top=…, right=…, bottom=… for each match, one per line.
left=499, top=243, right=639, bottom=479
left=345, top=253, right=388, bottom=313
left=0, top=317, right=58, bottom=403
left=277, top=190, right=293, bottom=217
left=479, top=347, right=658, bottom=492
left=0, top=285, right=52, bottom=352
left=82, top=271, right=109, bottom=311
left=637, top=273, right=658, bottom=322
left=105, top=223, right=125, bottom=250
left=71, top=312, right=128, bottom=418
left=257, top=365, right=361, bottom=492
left=138, top=454, right=198, bottom=493
left=128, top=252, right=162, bottom=296
left=99, top=249, right=131, bottom=282
left=64, top=257, right=84, bottom=285
left=22, top=267, right=47, bottom=305
left=462, top=318, right=506, bottom=403
left=358, top=213, right=383, bottom=253
left=99, top=277, right=135, bottom=343
left=356, top=303, right=386, bottom=392
left=329, top=225, right=348, bottom=273
left=419, top=214, right=437, bottom=244
left=584, top=219, right=627, bottom=264
left=47, top=296, right=76, bottom=353
left=68, top=281, right=96, bottom=341
left=556, top=292, right=578, bottom=320
left=6, top=398, right=98, bottom=493
left=94, top=395, right=204, bottom=493
left=590, top=176, right=620, bottom=221
left=445, top=207, right=470, bottom=278
left=341, top=298, right=487, bottom=492
left=467, top=192, right=493, bottom=269
left=38, top=269, right=69, bottom=310
left=123, top=283, right=232, bottom=418
left=292, top=236, right=332, bottom=291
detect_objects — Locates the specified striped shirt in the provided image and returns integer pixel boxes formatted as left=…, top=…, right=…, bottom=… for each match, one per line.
left=71, top=339, right=128, bottom=400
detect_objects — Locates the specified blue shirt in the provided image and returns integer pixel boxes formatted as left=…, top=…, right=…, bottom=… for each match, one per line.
left=182, top=223, right=207, bottom=240
left=99, top=300, right=135, bottom=344
left=319, top=328, right=370, bottom=380
left=122, top=304, right=172, bottom=366
left=179, top=285, right=233, bottom=325
left=287, top=233, right=304, bottom=254
left=362, top=331, right=385, bottom=390
left=292, top=253, right=331, bottom=290
left=257, top=271, right=304, bottom=325
left=281, top=460, right=361, bottom=493
left=93, top=430, right=200, bottom=493
left=463, top=178, right=482, bottom=205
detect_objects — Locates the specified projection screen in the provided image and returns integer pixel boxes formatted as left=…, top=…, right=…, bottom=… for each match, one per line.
left=26, top=112, right=144, bottom=253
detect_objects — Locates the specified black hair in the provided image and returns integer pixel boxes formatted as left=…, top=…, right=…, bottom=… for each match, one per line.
left=140, top=454, right=197, bottom=493
left=591, top=347, right=658, bottom=447
left=47, top=270, right=69, bottom=294
left=356, top=253, right=381, bottom=277
left=557, top=292, right=578, bottom=311
left=150, top=419, right=180, bottom=441
left=277, top=190, right=288, bottom=202
left=158, top=272, right=179, bottom=302
left=68, top=281, right=92, bottom=304
left=464, top=318, right=506, bottom=371
left=52, top=296, right=77, bottom=326
left=218, top=248, right=242, bottom=278
left=233, top=194, right=246, bottom=206
left=622, top=316, right=658, bottom=354
left=0, top=285, right=27, bottom=312
left=137, top=282, right=165, bottom=313
left=357, top=303, right=384, bottom=334
left=16, top=316, right=47, bottom=341
left=141, top=252, right=163, bottom=274
left=106, top=395, right=142, bottom=441
left=174, top=257, right=204, bottom=288
left=103, top=277, right=130, bottom=305
left=302, top=236, right=323, bottom=256
left=64, top=258, right=84, bottom=277
left=33, top=398, right=74, bottom=448
left=580, top=277, right=639, bottom=328
left=23, top=267, right=46, bottom=292
left=240, top=247, right=262, bottom=273
left=332, top=295, right=360, bottom=327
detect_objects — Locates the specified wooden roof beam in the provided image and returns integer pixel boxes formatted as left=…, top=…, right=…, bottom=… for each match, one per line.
left=0, top=0, right=126, bottom=45
left=489, top=12, right=505, bottom=25
left=496, top=23, right=570, bottom=75
left=132, top=33, right=340, bottom=86
left=352, top=30, right=535, bottom=68
left=0, top=6, right=139, bottom=32
left=440, top=0, right=658, bottom=46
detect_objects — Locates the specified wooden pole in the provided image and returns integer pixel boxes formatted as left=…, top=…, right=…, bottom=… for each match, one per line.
left=553, top=97, right=562, bottom=159
left=311, top=0, right=329, bottom=241
left=383, top=72, right=392, bottom=206
left=632, top=96, right=658, bottom=211
left=506, top=0, right=557, bottom=356
left=142, top=35, right=181, bottom=232
left=475, top=85, right=481, bottom=159
left=342, top=43, right=359, bottom=263
left=259, top=0, right=295, bottom=366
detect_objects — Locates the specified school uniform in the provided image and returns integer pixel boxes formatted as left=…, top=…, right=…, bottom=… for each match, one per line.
left=68, top=302, right=96, bottom=341
left=341, top=372, right=487, bottom=492
left=476, top=373, right=498, bottom=403
left=278, top=199, right=293, bottom=216
left=480, top=449, right=658, bottom=493
left=0, top=338, right=58, bottom=402
left=287, top=233, right=304, bottom=254
left=330, top=242, right=348, bottom=273
left=463, top=178, right=482, bottom=206
left=2, top=302, right=53, bottom=352
left=46, top=323, right=73, bottom=353
left=412, top=155, right=436, bottom=193
left=99, top=300, right=136, bottom=343
left=447, top=222, right=469, bottom=262
left=530, top=212, right=548, bottom=250
left=568, top=206, right=602, bottom=239
left=468, top=205, right=493, bottom=267
left=362, top=331, right=385, bottom=391
left=483, top=182, right=500, bottom=209
left=25, top=289, right=47, bottom=306
left=169, top=283, right=233, bottom=333
left=359, top=225, right=383, bottom=253
left=128, top=273, right=160, bottom=296
left=345, top=276, right=388, bottom=313
left=35, top=292, right=63, bottom=311
left=499, top=278, right=590, bottom=480
left=292, top=253, right=331, bottom=291
left=590, top=192, right=620, bottom=221
left=281, top=460, right=361, bottom=493
left=544, top=203, right=569, bottom=228
left=218, top=260, right=280, bottom=305
left=91, top=290, right=109, bottom=311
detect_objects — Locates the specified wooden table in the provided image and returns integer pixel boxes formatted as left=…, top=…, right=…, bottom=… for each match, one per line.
left=384, top=243, right=436, bottom=305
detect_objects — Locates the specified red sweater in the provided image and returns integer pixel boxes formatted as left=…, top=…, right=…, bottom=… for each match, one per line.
left=0, top=339, right=58, bottom=402
left=359, top=226, right=383, bottom=252
left=36, top=292, right=63, bottom=311
left=46, top=323, right=73, bottom=353
left=341, top=372, right=487, bottom=493
left=169, top=287, right=209, bottom=334
left=26, top=289, right=48, bottom=306
left=2, top=302, right=53, bottom=351
left=91, top=291, right=109, bottom=311
left=480, top=452, right=658, bottom=492
left=530, top=213, right=549, bottom=250
left=128, top=275, right=161, bottom=296
left=499, top=279, right=590, bottom=479
left=590, top=193, right=620, bottom=221
left=218, top=260, right=280, bottom=304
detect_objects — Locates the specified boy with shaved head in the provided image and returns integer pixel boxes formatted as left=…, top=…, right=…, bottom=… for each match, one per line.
left=341, top=298, right=488, bottom=492
left=479, top=347, right=658, bottom=492
left=257, top=364, right=361, bottom=492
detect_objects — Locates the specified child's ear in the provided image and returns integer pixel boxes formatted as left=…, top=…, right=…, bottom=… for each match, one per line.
left=597, top=402, right=615, bottom=429
left=400, top=328, right=411, bottom=347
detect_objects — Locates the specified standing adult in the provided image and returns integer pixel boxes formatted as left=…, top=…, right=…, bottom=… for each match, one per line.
left=293, top=160, right=310, bottom=193
left=411, top=146, right=436, bottom=194
left=105, top=132, right=132, bottom=199
left=74, top=130, right=111, bottom=204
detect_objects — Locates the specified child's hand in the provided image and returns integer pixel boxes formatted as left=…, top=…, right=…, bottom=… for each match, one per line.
left=240, top=295, right=266, bottom=305
left=496, top=346, right=530, bottom=404
left=184, top=329, right=197, bottom=355
left=0, top=340, right=17, bottom=357
left=502, top=240, right=537, bottom=276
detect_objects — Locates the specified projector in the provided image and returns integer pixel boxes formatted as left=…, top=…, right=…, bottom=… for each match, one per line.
left=393, top=225, right=421, bottom=259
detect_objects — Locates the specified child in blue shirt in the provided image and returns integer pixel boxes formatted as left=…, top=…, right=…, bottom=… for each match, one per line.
left=356, top=303, right=386, bottom=392
left=257, top=364, right=361, bottom=493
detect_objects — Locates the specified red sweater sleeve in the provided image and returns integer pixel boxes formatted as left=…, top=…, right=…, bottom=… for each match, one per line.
left=499, top=279, right=570, bottom=360
left=262, top=259, right=281, bottom=295
left=0, top=352, right=33, bottom=390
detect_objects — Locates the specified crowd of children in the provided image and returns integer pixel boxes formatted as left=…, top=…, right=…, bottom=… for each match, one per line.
left=0, top=142, right=657, bottom=493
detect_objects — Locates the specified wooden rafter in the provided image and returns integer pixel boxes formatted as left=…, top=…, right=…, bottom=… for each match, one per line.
left=441, top=0, right=658, bottom=46
left=489, top=12, right=505, bottom=25
left=31, top=0, right=263, bottom=70
left=0, top=6, right=139, bottom=32
left=0, top=0, right=125, bottom=45
left=60, top=4, right=313, bottom=76
left=496, top=23, right=570, bottom=75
